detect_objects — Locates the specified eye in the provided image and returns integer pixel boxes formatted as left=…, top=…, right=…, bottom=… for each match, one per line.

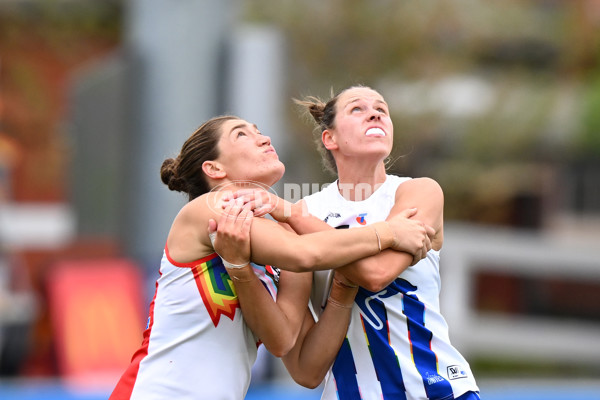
left=351, top=106, right=362, bottom=113
left=236, top=131, right=247, bottom=138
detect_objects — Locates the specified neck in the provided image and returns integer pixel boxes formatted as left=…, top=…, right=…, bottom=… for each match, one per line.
left=336, top=162, right=387, bottom=201
left=210, top=178, right=275, bottom=193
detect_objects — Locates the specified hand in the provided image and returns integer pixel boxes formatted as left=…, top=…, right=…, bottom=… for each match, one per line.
left=208, top=199, right=254, bottom=266
left=222, top=189, right=293, bottom=222
left=386, top=208, right=435, bottom=265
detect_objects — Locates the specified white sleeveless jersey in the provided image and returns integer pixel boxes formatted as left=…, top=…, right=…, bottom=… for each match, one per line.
left=109, top=247, right=279, bottom=400
left=304, top=175, right=479, bottom=400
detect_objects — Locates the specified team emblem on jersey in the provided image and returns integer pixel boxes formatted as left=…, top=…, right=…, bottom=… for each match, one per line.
left=356, top=213, right=368, bottom=225
left=324, top=212, right=341, bottom=223
left=192, top=255, right=239, bottom=327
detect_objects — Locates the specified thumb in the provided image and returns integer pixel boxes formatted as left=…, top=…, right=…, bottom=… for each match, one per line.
left=208, top=219, right=218, bottom=246
left=208, top=218, right=217, bottom=234
left=399, top=207, right=418, bottom=219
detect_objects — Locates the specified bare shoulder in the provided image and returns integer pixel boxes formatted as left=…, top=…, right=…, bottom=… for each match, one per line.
left=174, top=192, right=228, bottom=226
left=393, top=177, right=445, bottom=248
left=395, top=177, right=443, bottom=201
left=167, top=192, right=223, bottom=262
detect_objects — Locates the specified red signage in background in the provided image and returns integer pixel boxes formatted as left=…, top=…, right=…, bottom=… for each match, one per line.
left=46, top=259, right=145, bottom=390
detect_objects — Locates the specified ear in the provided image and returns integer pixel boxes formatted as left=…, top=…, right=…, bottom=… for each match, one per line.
left=202, top=160, right=227, bottom=180
left=322, top=129, right=338, bottom=151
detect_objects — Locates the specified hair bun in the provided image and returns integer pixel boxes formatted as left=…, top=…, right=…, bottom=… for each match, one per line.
left=160, top=158, right=186, bottom=192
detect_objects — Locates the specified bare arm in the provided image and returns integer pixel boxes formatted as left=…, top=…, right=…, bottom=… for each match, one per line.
left=247, top=206, right=411, bottom=273
left=183, top=191, right=413, bottom=274
left=208, top=202, right=311, bottom=357
left=281, top=272, right=358, bottom=388
left=239, top=178, right=442, bottom=291
left=210, top=200, right=363, bottom=380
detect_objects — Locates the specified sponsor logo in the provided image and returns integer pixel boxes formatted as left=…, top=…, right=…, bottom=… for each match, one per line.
left=356, top=213, right=368, bottom=225
left=447, top=365, right=468, bottom=380
left=425, top=372, right=446, bottom=385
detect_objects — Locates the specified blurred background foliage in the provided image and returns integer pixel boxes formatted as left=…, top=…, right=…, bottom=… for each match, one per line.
left=1, top=0, right=599, bottom=225
left=239, top=0, right=600, bottom=226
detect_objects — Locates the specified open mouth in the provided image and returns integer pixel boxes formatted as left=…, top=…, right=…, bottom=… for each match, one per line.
left=365, top=127, right=386, bottom=137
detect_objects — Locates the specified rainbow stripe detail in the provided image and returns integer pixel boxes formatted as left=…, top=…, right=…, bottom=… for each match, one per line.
left=191, top=254, right=239, bottom=327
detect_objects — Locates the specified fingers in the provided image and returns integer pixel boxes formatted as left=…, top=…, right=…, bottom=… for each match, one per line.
left=220, top=198, right=251, bottom=228
left=424, top=224, right=435, bottom=239
left=241, top=207, right=254, bottom=234
left=221, top=189, right=279, bottom=217
left=212, top=197, right=254, bottom=264
left=398, top=207, right=418, bottom=219
left=222, top=189, right=255, bottom=201
left=247, top=202, right=274, bottom=217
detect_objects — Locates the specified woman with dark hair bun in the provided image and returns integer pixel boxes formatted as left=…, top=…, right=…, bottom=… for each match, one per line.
left=109, top=114, right=434, bottom=400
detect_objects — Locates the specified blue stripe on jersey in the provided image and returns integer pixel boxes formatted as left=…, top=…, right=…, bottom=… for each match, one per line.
left=331, top=338, right=361, bottom=399
left=392, top=279, right=454, bottom=400
left=341, top=278, right=454, bottom=400
left=357, top=292, right=407, bottom=399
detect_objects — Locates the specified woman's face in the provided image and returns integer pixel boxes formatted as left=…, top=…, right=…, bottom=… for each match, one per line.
left=215, top=118, right=285, bottom=187
left=328, top=87, right=393, bottom=161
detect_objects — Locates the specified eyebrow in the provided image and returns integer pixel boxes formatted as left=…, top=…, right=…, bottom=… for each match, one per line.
left=345, top=97, right=388, bottom=108
left=229, top=122, right=258, bottom=134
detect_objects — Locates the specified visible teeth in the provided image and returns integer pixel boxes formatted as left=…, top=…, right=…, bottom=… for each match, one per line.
left=366, top=128, right=385, bottom=137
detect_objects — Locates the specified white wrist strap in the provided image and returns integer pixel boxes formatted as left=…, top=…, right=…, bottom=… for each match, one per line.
left=208, top=232, right=250, bottom=269
left=222, top=259, right=250, bottom=269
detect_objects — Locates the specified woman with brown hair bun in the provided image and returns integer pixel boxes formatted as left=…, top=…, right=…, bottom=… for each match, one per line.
left=284, top=86, right=481, bottom=400
left=108, top=114, right=434, bottom=400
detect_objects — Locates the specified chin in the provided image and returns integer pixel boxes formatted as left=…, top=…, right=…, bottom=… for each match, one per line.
left=254, top=163, right=285, bottom=187
left=268, top=165, right=286, bottom=186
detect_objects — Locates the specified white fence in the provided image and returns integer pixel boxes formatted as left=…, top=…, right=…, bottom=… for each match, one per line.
left=442, top=222, right=600, bottom=366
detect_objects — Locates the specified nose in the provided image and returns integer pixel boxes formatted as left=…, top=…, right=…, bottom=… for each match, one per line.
left=258, top=134, right=271, bottom=146
left=368, top=109, right=381, bottom=121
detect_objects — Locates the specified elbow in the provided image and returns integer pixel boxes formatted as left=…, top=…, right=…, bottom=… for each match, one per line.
left=352, top=254, right=413, bottom=292
left=264, top=337, right=296, bottom=359
left=297, top=378, right=323, bottom=390
left=284, top=247, right=322, bottom=273
left=357, top=269, right=395, bottom=293
left=362, top=279, right=388, bottom=293
left=291, top=372, right=324, bottom=389
left=269, top=347, right=289, bottom=359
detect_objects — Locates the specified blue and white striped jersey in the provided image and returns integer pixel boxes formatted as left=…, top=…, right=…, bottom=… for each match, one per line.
left=304, top=175, right=479, bottom=400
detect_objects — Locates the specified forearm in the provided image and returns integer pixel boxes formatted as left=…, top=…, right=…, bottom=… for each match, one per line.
left=226, top=265, right=296, bottom=357
left=282, top=278, right=357, bottom=388
left=282, top=206, right=414, bottom=290
left=250, top=219, right=395, bottom=272
left=275, top=202, right=421, bottom=286
left=337, top=249, right=414, bottom=292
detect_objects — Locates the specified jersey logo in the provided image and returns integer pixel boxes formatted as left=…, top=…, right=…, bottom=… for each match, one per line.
left=192, top=255, right=239, bottom=327
left=356, top=213, right=368, bottom=225
left=324, top=212, right=341, bottom=223
left=447, top=365, right=468, bottom=380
